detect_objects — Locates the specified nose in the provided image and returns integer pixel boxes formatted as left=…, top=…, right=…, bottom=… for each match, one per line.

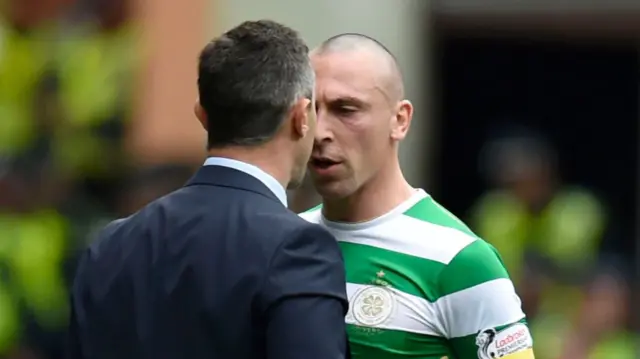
left=314, top=109, right=333, bottom=144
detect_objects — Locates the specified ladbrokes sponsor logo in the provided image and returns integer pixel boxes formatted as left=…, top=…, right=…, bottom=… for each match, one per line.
left=496, top=327, right=528, bottom=351
left=475, top=323, right=533, bottom=359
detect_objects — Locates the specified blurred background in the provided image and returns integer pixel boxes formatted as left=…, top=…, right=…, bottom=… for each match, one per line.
left=0, top=0, right=638, bottom=358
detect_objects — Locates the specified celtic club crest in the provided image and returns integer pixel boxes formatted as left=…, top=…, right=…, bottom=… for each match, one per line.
left=351, top=285, right=395, bottom=327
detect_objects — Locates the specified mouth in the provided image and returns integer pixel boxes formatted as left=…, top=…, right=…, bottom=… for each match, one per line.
left=310, top=158, right=342, bottom=171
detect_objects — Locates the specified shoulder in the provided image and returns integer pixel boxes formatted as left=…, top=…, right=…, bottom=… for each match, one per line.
left=448, top=239, right=506, bottom=270
left=266, top=217, right=342, bottom=276
left=403, top=194, right=476, bottom=238
left=393, top=195, right=478, bottom=265
left=245, top=207, right=339, bottom=260
left=438, top=239, right=510, bottom=297
left=84, top=216, right=134, bottom=260
left=399, top=195, right=511, bottom=294
left=84, top=192, right=185, bottom=258
left=73, top=216, right=132, bottom=286
left=276, top=213, right=336, bottom=247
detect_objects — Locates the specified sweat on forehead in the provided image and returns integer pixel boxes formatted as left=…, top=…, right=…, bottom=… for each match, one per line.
left=313, top=33, right=405, bottom=99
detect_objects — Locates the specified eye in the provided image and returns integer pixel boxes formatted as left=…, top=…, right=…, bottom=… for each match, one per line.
left=328, top=98, right=365, bottom=118
left=337, top=106, right=358, bottom=114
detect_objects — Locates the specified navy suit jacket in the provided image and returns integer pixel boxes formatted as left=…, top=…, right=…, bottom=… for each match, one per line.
left=67, top=165, right=350, bottom=359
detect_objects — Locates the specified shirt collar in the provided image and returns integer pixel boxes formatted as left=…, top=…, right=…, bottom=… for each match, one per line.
left=203, top=157, right=288, bottom=207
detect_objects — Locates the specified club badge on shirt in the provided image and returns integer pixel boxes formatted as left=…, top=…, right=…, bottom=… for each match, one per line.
left=346, top=270, right=397, bottom=336
left=475, top=323, right=533, bottom=358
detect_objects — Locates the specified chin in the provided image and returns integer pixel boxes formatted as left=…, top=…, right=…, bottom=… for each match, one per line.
left=313, top=179, right=353, bottom=200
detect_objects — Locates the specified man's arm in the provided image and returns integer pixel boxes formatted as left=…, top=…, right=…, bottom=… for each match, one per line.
left=260, top=223, right=349, bottom=359
left=437, top=240, right=534, bottom=359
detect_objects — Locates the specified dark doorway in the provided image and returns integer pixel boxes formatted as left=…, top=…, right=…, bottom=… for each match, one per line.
left=432, top=35, right=638, bottom=260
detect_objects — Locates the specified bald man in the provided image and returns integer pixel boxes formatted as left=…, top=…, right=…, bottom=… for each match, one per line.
left=299, top=34, right=535, bottom=359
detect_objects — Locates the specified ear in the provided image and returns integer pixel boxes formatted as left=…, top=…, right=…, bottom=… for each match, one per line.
left=390, top=100, right=413, bottom=141
left=290, top=97, right=312, bottom=139
left=194, top=99, right=207, bottom=131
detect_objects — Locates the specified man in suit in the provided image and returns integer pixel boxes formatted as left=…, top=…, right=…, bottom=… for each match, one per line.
left=67, top=20, right=350, bottom=359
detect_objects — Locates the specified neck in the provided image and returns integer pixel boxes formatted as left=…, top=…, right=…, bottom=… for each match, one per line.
left=207, top=145, right=290, bottom=189
left=322, top=159, right=414, bottom=223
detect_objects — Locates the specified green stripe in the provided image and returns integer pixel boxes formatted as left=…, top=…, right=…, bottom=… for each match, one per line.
left=403, top=197, right=477, bottom=237
left=340, top=239, right=509, bottom=301
left=339, top=242, right=445, bottom=301
left=439, top=239, right=510, bottom=296
left=347, top=324, right=452, bottom=358
left=302, top=204, right=321, bottom=213
left=403, top=197, right=510, bottom=296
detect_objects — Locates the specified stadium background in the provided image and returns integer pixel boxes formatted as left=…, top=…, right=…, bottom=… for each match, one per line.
left=0, top=0, right=638, bottom=358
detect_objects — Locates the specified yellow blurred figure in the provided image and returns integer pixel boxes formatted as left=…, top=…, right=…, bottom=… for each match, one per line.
left=469, top=132, right=635, bottom=358
left=53, top=0, right=140, bottom=179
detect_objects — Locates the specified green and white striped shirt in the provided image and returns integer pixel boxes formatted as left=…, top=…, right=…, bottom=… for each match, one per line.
left=300, top=189, right=533, bottom=359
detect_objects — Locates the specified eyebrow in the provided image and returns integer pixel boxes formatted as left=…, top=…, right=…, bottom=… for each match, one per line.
left=328, top=96, right=368, bottom=108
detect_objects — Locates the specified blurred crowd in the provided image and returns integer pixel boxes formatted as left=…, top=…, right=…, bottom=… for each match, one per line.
left=0, top=0, right=194, bottom=358
left=471, top=131, right=636, bottom=359
left=0, top=0, right=638, bottom=358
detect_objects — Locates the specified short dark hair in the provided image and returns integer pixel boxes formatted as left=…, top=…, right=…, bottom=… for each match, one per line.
left=198, top=20, right=314, bottom=148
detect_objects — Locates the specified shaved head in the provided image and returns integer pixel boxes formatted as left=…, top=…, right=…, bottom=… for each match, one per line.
left=313, top=33, right=405, bottom=101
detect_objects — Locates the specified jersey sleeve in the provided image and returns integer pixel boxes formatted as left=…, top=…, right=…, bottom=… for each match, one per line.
left=436, top=239, right=534, bottom=359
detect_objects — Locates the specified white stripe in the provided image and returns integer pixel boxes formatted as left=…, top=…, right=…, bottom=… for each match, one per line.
left=345, top=282, right=445, bottom=336
left=333, top=215, right=476, bottom=264
left=436, top=278, right=526, bottom=338
left=298, top=209, right=321, bottom=222
left=297, top=192, right=474, bottom=265
left=345, top=278, right=525, bottom=339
